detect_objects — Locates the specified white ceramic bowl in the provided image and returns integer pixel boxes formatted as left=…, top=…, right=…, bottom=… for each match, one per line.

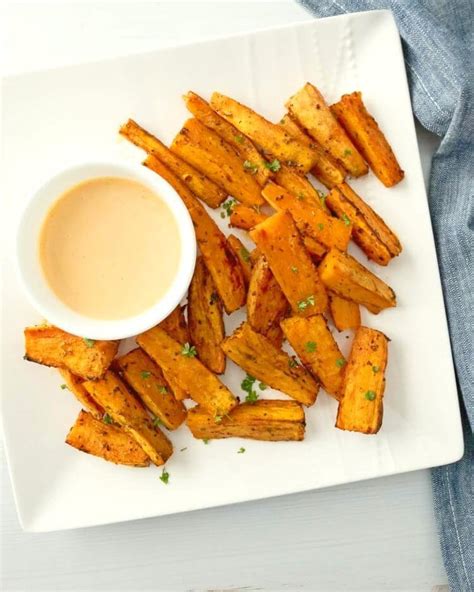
left=16, top=161, right=196, bottom=340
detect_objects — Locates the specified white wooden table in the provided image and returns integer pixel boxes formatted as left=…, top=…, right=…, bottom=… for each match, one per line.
left=1, top=2, right=447, bottom=590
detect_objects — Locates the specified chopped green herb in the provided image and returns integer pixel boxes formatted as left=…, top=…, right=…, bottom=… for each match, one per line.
left=83, top=338, right=95, bottom=348
left=288, top=358, right=299, bottom=368
left=159, top=468, right=170, bottom=484
left=102, top=413, right=113, bottom=425
left=222, top=198, right=237, bottom=217
left=245, top=390, right=259, bottom=404
left=60, top=384, right=68, bottom=390
left=243, top=160, right=259, bottom=175
left=319, top=193, right=328, bottom=210
left=264, top=159, right=281, bottom=172
left=336, top=358, right=346, bottom=368
left=214, top=415, right=223, bottom=423
left=203, top=438, right=210, bottom=445
left=343, top=149, right=352, bottom=157
left=237, top=447, right=246, bottom=454
left=291, top=266, right=298, bottom=273
left=305, top=341, right=317, bottom=353
left=240, top=246, right=250, bottom=262
left=220, top=212, right=226, bottom=219
left=234, top=134, right=245, bottom=144
left=372, top=365, right=380, bottom=374
left=318, top=223, right=324, bottom=231
left=241, top=374, right=259, bottom=403
left=152, top=416, right=163, bottom=428
left=342, top=214, right=351, bottom=226
left=140, top=370, right=151, bottom=379
left=158, top=385, right=168, bottom=394
left=365, top=390, right=376, bottom=401
left=181, top=342, right=197, bottom=358
left=258, top=382, right=267, bottom=391
left=297, top=192, right=305, bottom=201
left=180, top=447, right=188, bottom=452
left=297, top=295, right=315, bottom=311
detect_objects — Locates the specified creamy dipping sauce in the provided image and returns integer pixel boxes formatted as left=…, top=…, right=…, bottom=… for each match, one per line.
left=39, top=176, right=180, bottom=320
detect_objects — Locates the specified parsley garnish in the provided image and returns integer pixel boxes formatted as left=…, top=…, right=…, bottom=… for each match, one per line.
left=319, top=193, right=328, bottom=211
left=305, top=341, right=317, bottom=353
left=83, top=338, right=95, bottom=348
left=240, top=246, right=250, bottom=262
left=297, top=192, right=305, bottom=201
left=215, top=415, right=223, bottom=423
left=60, top=384, right=67, bottom=390
left=291, top=266, right=298, bottom=273
left=181, top=343, right=197, bottom=357
left=234, top=134, right=245, bottom=144
left=103, top=413, right=113, bottom=425
left=259, top=382, right=267, bottom=390
left=372, top=365, right=380, bottom=374
left=221, top=198, right=237, bottom=217
left=243, top=160, right=259, bottom=175
left=342, top=214, right=351, bottom=226
left=203, top=438, right=210, bottom=444
left=180, top=447, right=187, bottom=452
left=159, top=468, right=170, bottom=484
left=237, top=447, right=246, bottom=454
left=264, top=159, right=281, bottom=172
left=158, top=385, right=168, bottom=394
left=365, top=390, right=376, bottom=401
left=140, top=370, right=151, bottom=379
left=152, top=416, right=163, bottom=427
left=343, top=149, right=352, bottom=157
left=318, top=223, right=324, bottom=231
left=297, top=295, right=315, bottom=311
left=288, top=358, right=299, bottom=368
left=241, top=374, right=259, bottom=404
left=336, top=358, right=346, bottom=368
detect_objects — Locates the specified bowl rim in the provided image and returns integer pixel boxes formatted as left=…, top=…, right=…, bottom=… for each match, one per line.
left=15, top=160, right=196, bottom=340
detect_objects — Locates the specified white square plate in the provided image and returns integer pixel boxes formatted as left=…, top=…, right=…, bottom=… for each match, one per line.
left=1, top=10, right=463, bottom=532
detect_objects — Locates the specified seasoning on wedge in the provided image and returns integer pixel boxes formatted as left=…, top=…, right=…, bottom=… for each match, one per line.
left=229, top=204, right=269, bottom=231
left=250, top=211, right=328, bottom=316
left=328, top=292, right=361, bottom=331
left=59, top=368, right=103, bottom=418
left=187, top=400, right=306, bottom=441
left=331, top=92, right=404, bottom=187
left=281, top=315, right=346, bottom=399
left=137, top=326, right=237, bottom=417
left=66, top=410, right=150, bottom=467
left=144, top=155, right=246, bottom=313
left=222, top=322, right=319, bottom=406
left=336, top=326, right=389, bottom=434
left=115, top=348, right=187, bottom=430
left=226, top=234, right=253, bottom=285
left=24, top=325, right=118, bottom=380
left=83, top=371, right=173, bottom=466
left=319, top=248, right=396, bottom=313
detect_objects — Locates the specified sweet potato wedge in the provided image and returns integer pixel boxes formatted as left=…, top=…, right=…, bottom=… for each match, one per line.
left=171, top=118, right=264, bottom=207
left=336, top=326, right=389, bottom=434
left=188, top=257, right=226, bottom=374
left=115, top=348, right=187, bottom=430
left=229, top=204, right=269, bottom=230
left=24, top=326, right=118, bottom=380
left=210, top=92, right=318, bottom=173
left=273, top=164, right=321, bottom=205
left=250, top=211, right=328, bottom=316
left=328, top=292, right=361, bottom=331
left=226, top=234, right=253, bottom=284
left=119, top=118, right=226, bottom=208
left=319, top=248, right=396, bottom=313
left=222, top=322, right=319, bottom=406
left=302, top=236, right=327, bottom=261
left=144, top=156, right=246, bottom=313
left=262, top=182, right=352, bottom=251
left=158, top=305, right=190, bottom=345
left=187, top=400, right=305, bottom=441
left=278, top=113, right=346, bottom=188
left=281, top=315, right=346, bottom=399
left=83, top=371, right=173, bottom=466
left=331, top=92, right=404, bottom=187
left=247, top=256, right=288, bottom=347
left=286, top=83, right=368, bottom=177
left=66, top=410, right=150, bottom=467
left=184, top=91, right=271, bottom=187
left=137, top=326, right=237, bottom=416
left=59, top=368, right=103, bottom=418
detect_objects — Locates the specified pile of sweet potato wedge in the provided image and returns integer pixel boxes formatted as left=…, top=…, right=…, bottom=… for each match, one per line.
left=24, top=82, right=403, bottom=470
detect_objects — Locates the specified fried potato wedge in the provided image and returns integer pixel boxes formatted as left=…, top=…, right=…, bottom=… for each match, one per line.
left=302, top=236, right=327, bottom=261
left=336, top=326, right=389, bottom=434
left=281, top=315, right=346, bottom=399
left=66, top=410, right=150, bottom=467
left=229, top=204, right=269, bottom=230
left=83, top=371, right=173, bottom=466
left=250, top=211, right=328, bottom=316
left=247, top=256, right=288, bottom=347
left=286, top=83, right=368, bottom=177
left=171, top=118, right=264, bottom=207
left=331, top=92, right=404, bottom=187
left=226, top=234, right=253, bottom=285
left=188, top=257, right=226, bottom=374
left=211, top=92, right=318, bottom=173
left=119, top=118, right=226, bottom=208
left=137, top=326, right=237, bottom=416
left=187, top=400, right=305, bottom=441
left=262, top=182, right=352, bottom=251
left=273, top=164, right=321, bottom=205
left=184, top=91, right=271, bottom=187
left=24, top=326, right=118, bottom=380
left=326, top=183, right=401, bottom=265
left=319, top=248, right=396, bottom=313
left=222, top=322, right=319, bottom=406
left=59, top=369, right=103, bottom=418
left=115, top=348, right=187, bottom=430
left=144, top=156, right=246, bottom=313
left=278, top=113, right=346, bottom=188
left=328, top=292, right=361, bottom=331
left=158, top=305, right=190, bottom=345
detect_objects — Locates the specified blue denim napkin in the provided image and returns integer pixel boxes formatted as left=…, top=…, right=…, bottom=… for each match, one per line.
left=297, top=1, right=473, bottom=590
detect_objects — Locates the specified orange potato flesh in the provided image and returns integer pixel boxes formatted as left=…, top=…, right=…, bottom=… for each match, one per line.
left=229, top=204, right=269, bottom=231
left=328, top=292, right=361, bottom=331
left=59, top=368, right=104, bottom=418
